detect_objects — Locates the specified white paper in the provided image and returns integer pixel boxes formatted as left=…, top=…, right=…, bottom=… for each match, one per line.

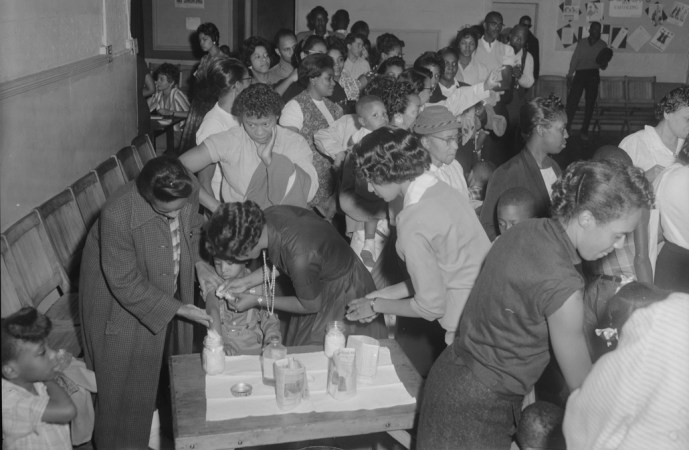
left=627, top=26, right=652, bottom=51
left=610, top=27, right=629, bottom=49
left=667, top=1, right=689, bottom=26
left=610, top=0, right=644, bottom=18
left=205, top=348, right=415, bottom=422
left=650, top=26, right=675, bottom=51
left=586, top=1, right=605, bottom=21
left=185, top=17, right=201, bottom=31
left=563, top=0, right=582, bottom=20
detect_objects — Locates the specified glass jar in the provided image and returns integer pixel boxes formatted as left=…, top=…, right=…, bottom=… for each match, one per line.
left=324, top=321, right=346, bottom=358
left=262, top=336, right=287, bottom=386
left=202, top=329, right=225, bottom=375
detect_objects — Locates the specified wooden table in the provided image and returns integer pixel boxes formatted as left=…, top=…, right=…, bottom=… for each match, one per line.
left=169, top=339, right=422, bottom=450
left=149, top=116, right=184, bottom=154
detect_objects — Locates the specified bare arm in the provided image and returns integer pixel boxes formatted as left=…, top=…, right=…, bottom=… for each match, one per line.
left=42, top=380, right=77, bottom=424
left=142, top=73, right=155, bottom=98
left=205, top=291, right=223, bottom=336
left=229, top=293, right=322, bottom=314
left=548, top=290, right=592, bottom=390
left=179, top=144, right=220, bottom=211
left=633, top=208, right=653, bottom=283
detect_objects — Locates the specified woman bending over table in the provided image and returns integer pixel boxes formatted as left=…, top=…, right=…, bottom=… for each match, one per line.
left=417, top=159, right=654, bottom=449
left=205, top=201, right=387, bottom=346
left=345, top=127, right=491, bottom=345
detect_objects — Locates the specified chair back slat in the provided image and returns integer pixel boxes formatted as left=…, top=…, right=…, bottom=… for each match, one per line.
left=36, top=189, right=87, bottom=284
left=1, top=236, right=30, bottom=317
left=116, top=145, right=143, bottom=181
left=132, top=134, right=156, bottom=164
left=535, top=76, right=567, bottom=101
left=2, top=211, right=71, bottom=310
left=627, top=76, right=656, bottom=105
left=71, top=171, right=106, bottom=230
left=95, top=156, right=127, bottom=198
left=597, top=77, right=627, bottom=105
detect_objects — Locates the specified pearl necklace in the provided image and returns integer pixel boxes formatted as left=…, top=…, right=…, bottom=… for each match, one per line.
left=262, top=250, right=276, bottom=315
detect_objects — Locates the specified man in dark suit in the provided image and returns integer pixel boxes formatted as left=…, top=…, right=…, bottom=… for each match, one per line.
left=519, top=15, right=540, bottom=81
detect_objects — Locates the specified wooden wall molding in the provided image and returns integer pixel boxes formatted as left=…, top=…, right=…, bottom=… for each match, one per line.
left=0, top=55, right=112, bottom=102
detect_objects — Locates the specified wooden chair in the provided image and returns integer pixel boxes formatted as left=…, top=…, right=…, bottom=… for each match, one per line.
left=1, top=236, right=28, bottom=317
left=71, top=171, right=106, bottom=230
left=592, top=76, right=628, bottom=135
left=36, top=189, right=87, bottom=284
left=534, top=75, right=567, bottom=101
left=132, top=133, right=156, bottom=165
left=95, top=155, right=126, bottom=199
left=626, top=76, right=656, bottom=131
left=116, top=145, right=143, bottom=181
left=2, top=212, right=81, bottom=355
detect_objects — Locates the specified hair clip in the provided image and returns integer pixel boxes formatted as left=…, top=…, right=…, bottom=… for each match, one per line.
left=595, top=327, right=618, bottom=347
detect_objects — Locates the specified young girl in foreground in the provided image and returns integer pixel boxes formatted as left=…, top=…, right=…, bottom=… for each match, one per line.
left=417, top=159, right=653, bottom=449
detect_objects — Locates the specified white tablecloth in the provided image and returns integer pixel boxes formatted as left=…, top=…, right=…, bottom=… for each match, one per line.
left=205, top=348, right=416, bottom=421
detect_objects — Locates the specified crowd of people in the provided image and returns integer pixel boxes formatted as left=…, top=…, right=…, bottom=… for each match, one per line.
left=3, top=5, right=688, bottom=450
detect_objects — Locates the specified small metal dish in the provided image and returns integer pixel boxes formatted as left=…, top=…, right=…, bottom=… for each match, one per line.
left=231, top=382, right=253, bottom=397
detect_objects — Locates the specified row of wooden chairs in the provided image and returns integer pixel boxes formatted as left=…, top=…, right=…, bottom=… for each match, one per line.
left=533, top=75, right=657, bottom=135
left=0, top=135, right=156, bottom=356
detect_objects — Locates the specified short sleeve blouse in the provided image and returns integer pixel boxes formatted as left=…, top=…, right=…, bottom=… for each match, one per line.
left=455, top=218, right=585, bottom=397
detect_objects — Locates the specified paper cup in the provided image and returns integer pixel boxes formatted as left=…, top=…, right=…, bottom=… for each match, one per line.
left=274, top=358, right=307, bottom=410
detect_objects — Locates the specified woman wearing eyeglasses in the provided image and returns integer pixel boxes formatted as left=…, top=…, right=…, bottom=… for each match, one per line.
left=345, top=127, right=491, bottom=346
left=480, top=95, right=568, bottom=240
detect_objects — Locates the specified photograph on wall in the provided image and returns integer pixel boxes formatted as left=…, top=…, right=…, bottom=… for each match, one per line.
left=667, top=1, right=689, bottom=26
left=627, top=25, right=652, bottom=50
left=561, top=0, right=582, bottom=21
left=646, top=1, right=668, bottom=26
left=586, top=1, right=605, bottom=21
left=649, top=25, right=675, bottom=50
left=610, top=0, right=644, bottom=17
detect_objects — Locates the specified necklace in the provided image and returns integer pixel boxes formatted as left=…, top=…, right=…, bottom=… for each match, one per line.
left=262, top=250, right=276, bottom=315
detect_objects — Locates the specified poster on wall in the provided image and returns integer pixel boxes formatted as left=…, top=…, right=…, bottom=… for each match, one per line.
left=557, top=24, right=578, bottom=47
left=610, top=0, right=644, bottom=18
left=175, top=0, right=204, bottom=8
left=667, top=1, right=689, bottom=26
left=586, top=1, right=605, bottom=21
left=649, top=26, right=675, bottom=50
left=561, top=0, right=582, bottom=21
left=604, top=25, right=629, bottom=48
left=646, top=2, right=668, bottom=26
left=627, top=25, right=652, bottom=50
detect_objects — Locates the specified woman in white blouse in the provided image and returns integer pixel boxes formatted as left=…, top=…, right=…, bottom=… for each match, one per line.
left=279, top=53, right=344, bottom=219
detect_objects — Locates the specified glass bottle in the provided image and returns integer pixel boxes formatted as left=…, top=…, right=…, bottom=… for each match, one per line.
left=324, top=321, right=346, bottom=358
left=202, top=329, right=225, bottom=375
left=261, top=336, right=287, bottom=386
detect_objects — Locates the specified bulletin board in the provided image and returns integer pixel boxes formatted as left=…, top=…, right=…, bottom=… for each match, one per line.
left=555, top=0, right=689, bottom=53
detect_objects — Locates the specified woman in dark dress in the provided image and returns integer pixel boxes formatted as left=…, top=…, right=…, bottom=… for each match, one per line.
left=204, top=201, right=387, bottom=345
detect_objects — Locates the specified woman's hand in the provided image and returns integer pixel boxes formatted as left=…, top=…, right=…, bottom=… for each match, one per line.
left=346, top=297, right=377, bottom=322
left=227, top=293, right=261, bottom=313
left=484, top=68, right=502, bottom=91
left=257, top=125, right=278, bottom=166
left=176, top=304, right=213, bottom=328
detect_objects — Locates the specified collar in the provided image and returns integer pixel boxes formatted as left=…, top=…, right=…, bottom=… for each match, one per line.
left=403, top=172, right=438, bottom=208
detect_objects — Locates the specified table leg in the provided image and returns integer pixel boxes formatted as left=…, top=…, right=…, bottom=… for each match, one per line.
left=386, top=430, right=412, bottom=449
left=166, top=127, right=175, bottom=155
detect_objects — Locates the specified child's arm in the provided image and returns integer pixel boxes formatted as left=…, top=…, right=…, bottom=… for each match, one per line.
left=259, top=311, right=282, bottom=343
left=632, top=208, right=653, bottom=283
left=41, top=380, right=77, bottom=424
left=205, top=291, right=224, bottom=336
